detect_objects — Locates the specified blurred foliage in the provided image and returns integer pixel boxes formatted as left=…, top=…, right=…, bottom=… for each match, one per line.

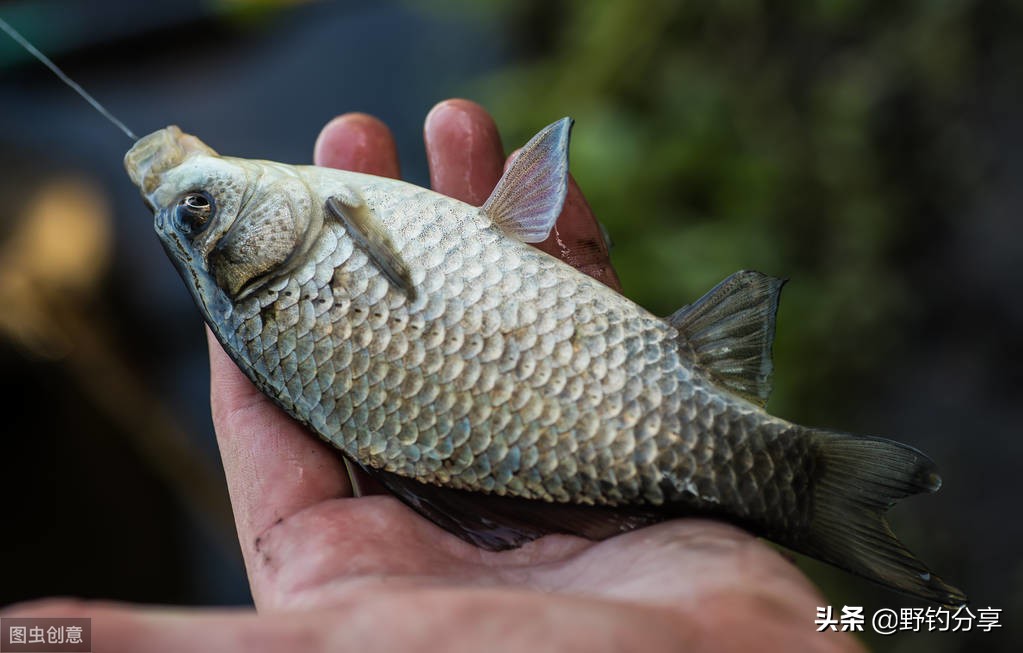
left=212, top=0, right=316, bottom=25
left=440, top=0, right=1018, bottom=427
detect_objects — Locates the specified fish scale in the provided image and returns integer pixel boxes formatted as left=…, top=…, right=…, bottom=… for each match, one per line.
left=223, top=173, right=783, bottom=515
left=126, top=120, right=966, bottom=605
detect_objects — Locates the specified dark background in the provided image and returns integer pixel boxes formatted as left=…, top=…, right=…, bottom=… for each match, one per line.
left=1, top=2, right=1019, bottom=651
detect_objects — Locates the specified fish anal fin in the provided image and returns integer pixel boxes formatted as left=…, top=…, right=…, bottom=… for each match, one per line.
left=482, top=118, right=572, bottom=243
left=364, top=466, right=663, bottom=551
left=325, top=193, right=417, bottom=300
left=669, top=270, right=785, bottom=407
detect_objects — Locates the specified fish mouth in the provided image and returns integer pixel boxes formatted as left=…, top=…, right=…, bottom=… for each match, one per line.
left=124, top=126, right=218, bottom=196
left=158, top=227, right=232, bottom=324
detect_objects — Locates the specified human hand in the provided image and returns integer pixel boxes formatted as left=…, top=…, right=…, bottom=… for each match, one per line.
left=3, top=100, right=862, bottom=652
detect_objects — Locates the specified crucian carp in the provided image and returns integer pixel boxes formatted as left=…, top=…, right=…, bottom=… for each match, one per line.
left=125, top=119, right=966, bottom=606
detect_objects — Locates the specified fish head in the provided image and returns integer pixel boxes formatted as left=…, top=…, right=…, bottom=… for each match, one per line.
left=125, top=127, right=320, bottom=321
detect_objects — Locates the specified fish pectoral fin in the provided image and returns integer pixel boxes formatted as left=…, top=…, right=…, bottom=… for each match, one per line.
left=325, top=193, right=417, bottom=300
left=668, top=270, right=785, bottom=407
left=482, top=117, right=572, bottom=243
left=363, top=465, right=662, bottom=551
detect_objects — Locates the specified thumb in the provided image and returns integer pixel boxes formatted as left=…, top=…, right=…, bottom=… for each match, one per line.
left=2, top=600, right=352, bottom=653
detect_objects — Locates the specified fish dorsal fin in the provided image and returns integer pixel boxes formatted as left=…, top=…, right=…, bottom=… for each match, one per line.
left=668, top=270, right=785, bottom=407
left=363, top=464, right=663, bottom=551
left=326, top=192, right=417, bottom=300
left=482, top=117, right=573, bottom=243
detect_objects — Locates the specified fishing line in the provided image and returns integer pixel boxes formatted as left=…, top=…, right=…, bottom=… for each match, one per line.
left=0, top=17, right=137, bottom=141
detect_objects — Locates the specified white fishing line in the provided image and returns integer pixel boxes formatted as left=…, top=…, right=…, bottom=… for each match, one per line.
left=0, top=17, right=137, bottom=141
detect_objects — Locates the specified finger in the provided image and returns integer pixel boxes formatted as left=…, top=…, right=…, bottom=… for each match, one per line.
left=314, top=113, right=401, bottom=178
left=533, top=176, right=623, bottom=292
left=425, top=100, right=622, bottom=291
left=424, top=98, right=505, bottom=204
left=1, top=597, right=677, bottom=653
left=209, top=114, right=405, bottom=593
left=515, top=520, right=862, bottom=652
left=2, top=591, right=863, bottom=653
left=208, top=330, right=351, bottom=578
left=313, top=112, right=401, bottom=496
left=534, top=519, right=824, bottom=607
left=499, top=145, right=623, bottom=292
left=2, top=600, right=349, bottom=653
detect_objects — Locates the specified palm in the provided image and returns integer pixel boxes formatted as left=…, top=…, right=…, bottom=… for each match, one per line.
left=246, top=487, right=817, bottom=610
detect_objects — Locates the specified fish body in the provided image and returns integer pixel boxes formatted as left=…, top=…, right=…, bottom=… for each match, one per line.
left=126, top=121, right=965, bottom=605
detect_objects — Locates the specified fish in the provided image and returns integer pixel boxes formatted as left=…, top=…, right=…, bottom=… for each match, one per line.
left=125, top=118, right=966, bottom=606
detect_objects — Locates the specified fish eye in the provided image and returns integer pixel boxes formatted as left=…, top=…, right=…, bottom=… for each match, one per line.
left=175, top=191, right=214, bottom=234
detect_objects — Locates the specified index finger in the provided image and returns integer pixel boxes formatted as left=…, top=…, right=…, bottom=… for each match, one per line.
left=424, top=99, right=621, bottom=291
left=532, top=177, right=622, bottom=292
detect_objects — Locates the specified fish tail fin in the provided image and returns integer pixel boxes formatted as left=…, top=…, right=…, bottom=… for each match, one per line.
left=798, top=429, right=967, bottom=605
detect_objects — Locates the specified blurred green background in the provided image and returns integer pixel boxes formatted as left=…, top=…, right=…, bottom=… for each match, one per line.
left=1, top=1, right=1019, bottom=651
